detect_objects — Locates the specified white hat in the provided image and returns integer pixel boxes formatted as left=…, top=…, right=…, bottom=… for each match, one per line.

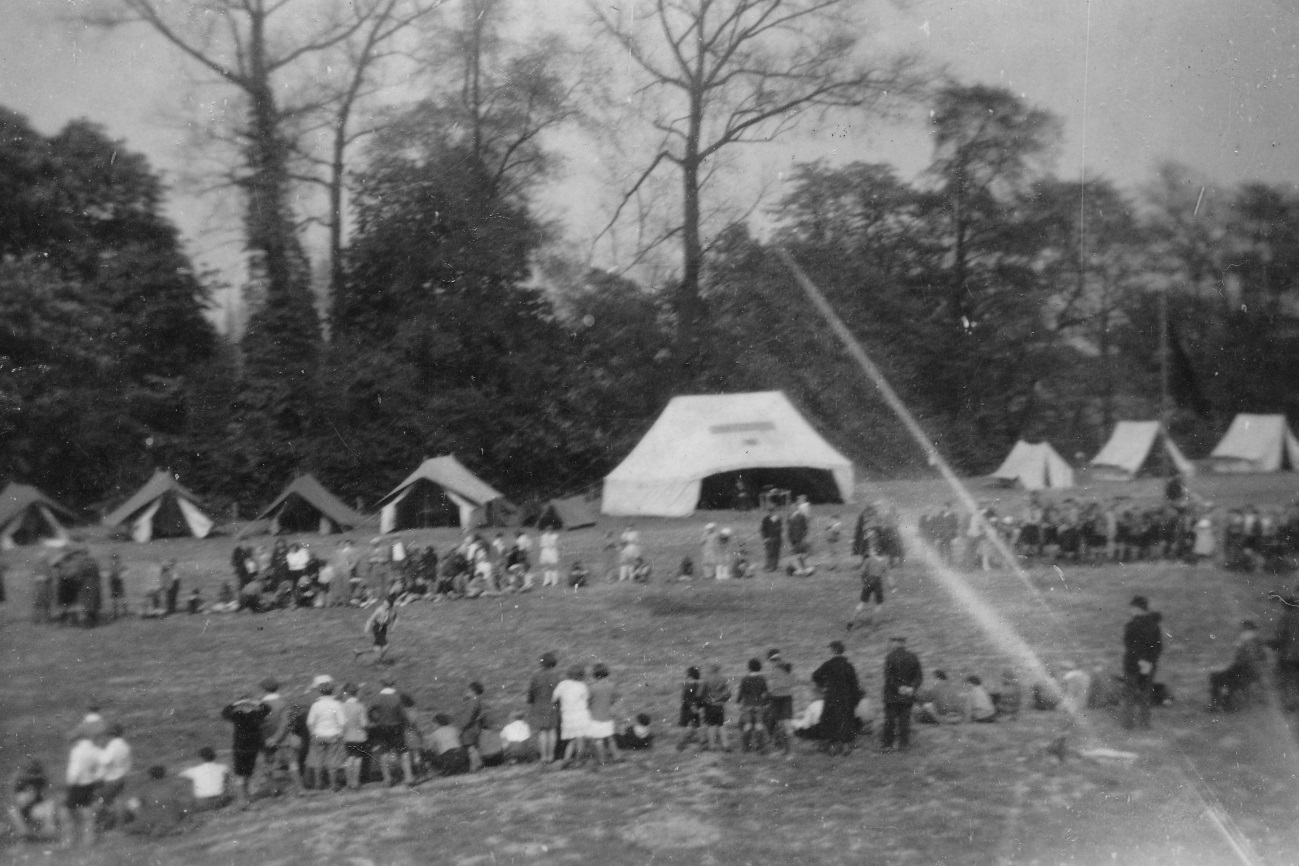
left=705, top=522, right=717, bottom=531
left=311, top=674, right=334, bottom=688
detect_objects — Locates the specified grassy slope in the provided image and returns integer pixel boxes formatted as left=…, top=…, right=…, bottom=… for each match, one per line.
left=3, top=475, right=1299, bottom=865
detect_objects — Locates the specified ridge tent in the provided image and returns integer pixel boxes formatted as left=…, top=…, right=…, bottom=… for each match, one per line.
left=0, top=483, right=77, bottom=549
left=1090, top=421, right=1195, bottom=480
left=103, top=470, right=215, bottom=542
left=524, top=497, right=599, bottom=531
left=1208, top=414, right=1299, bottom=472
left=377, top=455, right=517, bottom=532
left=602, top=391, right=854, bottom=517
left=990, top=441, right=1075, bottom=490
left=255, top=474, right=367, bottom=535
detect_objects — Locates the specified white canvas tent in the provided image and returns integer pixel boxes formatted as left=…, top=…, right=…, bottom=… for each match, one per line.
left=0, top=483, right=76, bottom=549
left=377, top=455, right=516, bottom=532
left=103, top=470, right=214, bottom=542
left=1090, top=421, right=1195, bottom=480
left=602, top=391, right=854, bottom=517
left=1208, top=414, right=1299, bottom=472
left=990, top=441, right=1075, bottom=490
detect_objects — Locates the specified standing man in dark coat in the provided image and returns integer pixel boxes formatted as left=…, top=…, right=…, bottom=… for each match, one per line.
left=812, top=641, right=863, bottom=755
left=881, top=635, right=923, bottom=752
left=759, top=505, right=784, bottom=573
left=1121, top=595, right=1164, bottom=729
left=1269, top=595, right=1299, bottom=711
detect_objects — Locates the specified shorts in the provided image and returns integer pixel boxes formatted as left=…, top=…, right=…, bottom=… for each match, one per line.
left=370, top=725, right=408, bottom=754
left=860, top=581, right=884, bottom=604
left=345, top=741, right=370, bottom=759
left=702, top=704, right=726, bottom=727
left=264, top=738, right=302, bottom=769
left=587, top=719, right=615, bottom=739
left=233, top=749, right=260, bottom=778
left=768, top=695, right=794, bottom=721
left=560, top=713, right=592, bottom=740
left=372, top=624, right=389, bottom=647
left=540, top=549, right=559, bottom=566
left=793, top=541, right=810, bottom=556
left=98, top=778, right=126, bottom=805
left=66, top=783, right=98, bottom=810
left=737, top=705, right=765, bottom=727
left=307, top=738, right=345, bottom=771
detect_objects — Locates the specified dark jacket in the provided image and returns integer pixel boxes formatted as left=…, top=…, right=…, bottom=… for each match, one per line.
left=882, top=647, right=923, bottom=706
left=1122, top=611, right=1163, bottom=677
left=1270, top=606, right=1299, bottom=666
left=812, top=655, right=863, bottom=743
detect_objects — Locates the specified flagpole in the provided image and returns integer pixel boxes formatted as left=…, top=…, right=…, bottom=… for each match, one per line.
left=1159, top=284, right=1171, bottom=476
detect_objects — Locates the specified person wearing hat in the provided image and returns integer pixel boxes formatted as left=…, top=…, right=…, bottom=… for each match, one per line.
left=811, top=641, right=863, bottom=755
left=305, top=677, right=346, bottom=791
left=881, top=636, right=923, bottom=752
left=1209, top=620, right=1267, bottom=712
left=526, top=652, right=563, bottom=764
left=1121, top=595, right=1164, bottom=729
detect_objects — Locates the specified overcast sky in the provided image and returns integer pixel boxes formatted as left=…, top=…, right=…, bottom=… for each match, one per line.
left=4, top=0, right=1298, bottom=312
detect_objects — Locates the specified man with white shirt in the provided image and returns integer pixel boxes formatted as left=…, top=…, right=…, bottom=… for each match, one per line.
left=305, top=676, right=346, bottom=792
left=178, top=747, right=231, bottom=811
left=61, top=722, right=105, bottom=848
left=96, top=723, right=132, bottom=825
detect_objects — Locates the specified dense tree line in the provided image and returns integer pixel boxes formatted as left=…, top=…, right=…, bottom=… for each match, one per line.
left=8, top=2, right=1299, bottom=516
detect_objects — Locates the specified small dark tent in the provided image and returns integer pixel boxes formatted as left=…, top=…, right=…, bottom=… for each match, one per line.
left=527, top=497, right=599, bottom=531
left=0, top=483, right=77, bottom=549
left=102, top=470, right=215, bottom=542
left=255, top=475, right=367, bottom=535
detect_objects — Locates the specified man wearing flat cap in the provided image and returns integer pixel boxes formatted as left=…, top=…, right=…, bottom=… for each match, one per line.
left=811, top=641, right=862, bottom=755
left=1122, top=595, right=1163, bottom=729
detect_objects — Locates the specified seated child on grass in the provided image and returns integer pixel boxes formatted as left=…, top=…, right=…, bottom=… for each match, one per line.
left=614, top=713, right=655, bottom=750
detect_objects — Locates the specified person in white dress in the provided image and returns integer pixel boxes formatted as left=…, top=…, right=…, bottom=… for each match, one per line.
left=552, top=665, right=592, bottom=767
left=540, top=529, right=561, bottom=587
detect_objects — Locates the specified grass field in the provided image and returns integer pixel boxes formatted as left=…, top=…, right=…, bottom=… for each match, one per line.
left=4, top=474, right=1299, bottom=865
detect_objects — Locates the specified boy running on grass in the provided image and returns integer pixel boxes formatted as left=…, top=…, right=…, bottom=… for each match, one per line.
left=848, top=546, right=887, bottom=631
left=357, top=594, right=398, bottom=664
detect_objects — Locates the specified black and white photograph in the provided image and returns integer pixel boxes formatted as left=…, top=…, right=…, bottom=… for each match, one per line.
left=3, top=0, right=1299, bottom=863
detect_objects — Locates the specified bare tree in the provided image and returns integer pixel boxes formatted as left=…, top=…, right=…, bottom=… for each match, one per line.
left=588, top=0, right=920, bottom=358
left=90, top=0, right=434, bottom=327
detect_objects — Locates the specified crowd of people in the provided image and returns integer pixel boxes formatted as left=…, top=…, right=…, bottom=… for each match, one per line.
left=13, top=482, right=1299, bottom=851
left=917, top=489, right=1299, bottom=574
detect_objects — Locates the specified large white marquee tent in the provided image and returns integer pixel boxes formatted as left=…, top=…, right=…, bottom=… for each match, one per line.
left=602, top=391, right=854, bottom=517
